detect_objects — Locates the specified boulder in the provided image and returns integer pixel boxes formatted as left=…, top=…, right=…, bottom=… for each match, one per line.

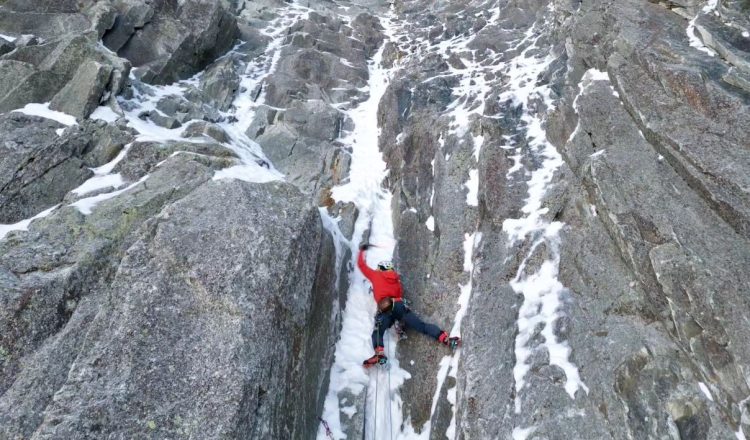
left=0, top=155, right=217, bottom=438
left=0, top=114, right=93, bottom=224
left=199, top=56, right=241, bottom=111
left=0, top=35, right=131, bottom=114
left=113, top=140, right=237, bottom=180
left=50, top=60, right=113, bottom=119
left=1, top=176, right=340, bottom=439
left=182, top=121, right=231, bottom=144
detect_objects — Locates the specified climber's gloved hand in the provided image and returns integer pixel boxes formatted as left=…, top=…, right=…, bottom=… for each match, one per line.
left=359, top=243, right=370, bottom=251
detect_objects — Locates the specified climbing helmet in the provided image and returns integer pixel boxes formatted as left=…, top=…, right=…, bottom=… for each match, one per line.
left=377, top=261, right=394, bottom=271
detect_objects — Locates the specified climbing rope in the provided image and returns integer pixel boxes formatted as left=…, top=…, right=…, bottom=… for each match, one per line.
left=362, top=374, right=369, bottom=440
left=373, top=320, right=380, bottom=440
left=386, top=330, right=393, bottom=440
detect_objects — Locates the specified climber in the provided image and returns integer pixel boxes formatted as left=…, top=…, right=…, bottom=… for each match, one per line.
left=358, top=243, right=460, bottom=367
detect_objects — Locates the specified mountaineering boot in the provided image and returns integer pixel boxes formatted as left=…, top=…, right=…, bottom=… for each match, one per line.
left=363, top=347, right=387, bottom=368
left=439, top=332, right=461, bottom=350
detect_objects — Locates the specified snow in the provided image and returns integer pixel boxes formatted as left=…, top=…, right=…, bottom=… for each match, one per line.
left=0, top=204, right=59, bottom=240
left=465, top=169, right=479, bottom=206
left=317, top=16, right=405, bottom=440
left=231, top=4, right=311, bottom=132
left=498, top=18, right=588, bottom=414
left=111, top=16, right=289, bottom=184
left=70, top=175, right=149, bottom=215
left=686, top=0, right=719, bottom=56
left=0, top=34, right=16, bottom=42
left=511, top=256, right=587, bottom=407
left=452, top=233, right=479, bottom=336
left=698, top=382, right=714, bottom=401
left=573, top=69, right=612, bottom=109
left=341, top=405, right=357, bottom=418
left=124, top=113, right=191, bottom=143
left=464, top=134, right=484, bottom=207
left=72, top=173, right=125, bottom=196
left=316, top=1, right=588, bottom=437
left=425, top=215, right=435, bottom=231
left=212, top=164, right=283, bottom=183
left=512, top=426, right=536, bottom=440
left=743, top=31, right=750, bottom=38
left=11, top=103, right=77, bottom=126
left=90, top=106, right=121, bottom=123
left=93, top=143, right=132, bottom=175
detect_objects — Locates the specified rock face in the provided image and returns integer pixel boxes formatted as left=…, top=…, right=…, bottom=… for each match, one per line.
left=0, top=1, right=343, bottom=438
left=0, top=34, right=130, bottom=118
left=6, top=179, right=336, bottom=439
left=367, top=0, right=750, bottom=438
left=2, top=0, right=750, bottom=439
left=105, top=0, right=240, bottom=84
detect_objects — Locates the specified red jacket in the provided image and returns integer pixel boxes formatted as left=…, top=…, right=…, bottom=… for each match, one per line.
left=357, top=250, right=403, bottom=303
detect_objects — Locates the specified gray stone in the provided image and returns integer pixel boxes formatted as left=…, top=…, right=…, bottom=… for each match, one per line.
left=114, top=0, right=240, bottom=84
left=2, top=176, right=339, bottom=439
left=0, top=113, right=92, bottom=224
left=0, top=40, right=14, bottom=57
left=182, top=121, right=231, bottom=144
left=83, top=1, right=118, bottom=39
left=50, top=60, right=113, bottom=119
left=101, top=2, right=155, bottom=52
left=0, top=155, right=217, bottom=438
left=147, top=111, right=182, bottom=129
left=0, top=9, right=91, bottom=40
left=113, top=140, right=237, bottom=180
left=199, top=56, right=241, bottom=111
left=0, top=34, right=131, bottom=114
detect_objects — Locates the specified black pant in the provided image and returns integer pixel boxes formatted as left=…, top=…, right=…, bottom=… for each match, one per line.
left=371, top=301, right=442, bottom=348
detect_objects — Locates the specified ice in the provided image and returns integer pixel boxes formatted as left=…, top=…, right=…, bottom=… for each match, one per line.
left=11, top=103, right=77, bottom=126
left=0, top=204, right=59, bottom=240
left=317, top=16, right=406, bottom=440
